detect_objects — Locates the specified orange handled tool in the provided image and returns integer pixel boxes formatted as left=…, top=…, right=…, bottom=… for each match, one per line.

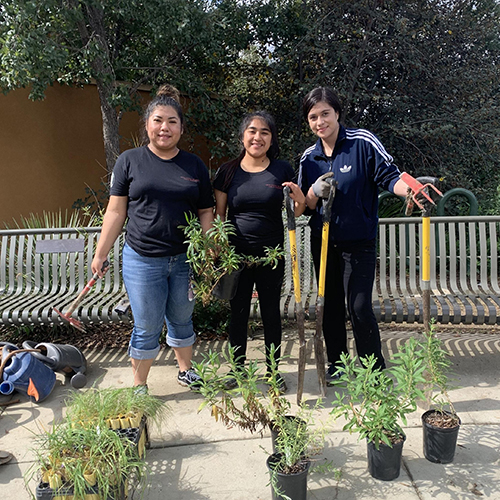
left=53, top=260, right=109, bottom=332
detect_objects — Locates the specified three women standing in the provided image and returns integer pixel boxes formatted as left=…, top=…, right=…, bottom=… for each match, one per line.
left=92, top=86, right=214, bottom=392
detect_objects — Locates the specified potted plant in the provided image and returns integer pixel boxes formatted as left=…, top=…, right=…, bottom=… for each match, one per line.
left=182, top=214, right=285, bottom=305
left=419, top=323, right=461, bottom=464
left=331, top=338, right=426, bottom=481
left=27, top=417, right=145, bottom=500
left=194, top=346, right=331, bottom=500
left=26, top=387, right=169, bottom=499
left=194, top=345, right=289, bottom=434
left=266, top=401, right=330, bottom=500
left=65, top=386, right=168, bottom=427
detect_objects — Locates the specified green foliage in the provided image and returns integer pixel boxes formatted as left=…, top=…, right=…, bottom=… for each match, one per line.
left=331, top=339, right=426, bottom=449
left=26, top=418, right=145, bottom=500
left=195, top=345, right=332, bottom=497
left=72, top=182, right=110, bottom=219
left=64, top=386, right=170, bottom=430
left=193, top=344, right=290, bottom=435
left=418, top=322, right=459, bottom=423
left=182, top=213, right=285, bottom=305
left=193, top=297, right=231, bottom=336
left=3, top=209, right=100, bottom=229
left=271, top=400, right=328, bottom=473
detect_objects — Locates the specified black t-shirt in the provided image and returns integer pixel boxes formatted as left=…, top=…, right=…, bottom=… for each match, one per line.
left=213, top=159, right=295, bottom=255
left=110, top=146, right=214, bottom=257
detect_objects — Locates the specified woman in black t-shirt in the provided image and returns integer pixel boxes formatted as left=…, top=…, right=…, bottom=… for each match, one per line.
left=213, top=111, right=305, bottom=391
left=91, top=85, right=214, bottom=393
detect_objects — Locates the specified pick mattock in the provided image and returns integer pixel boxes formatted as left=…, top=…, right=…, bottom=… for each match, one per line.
left=52, top=260, right=109, bottom=333
left=314, top=178, right=336, bottom=397
left=401, top=172, right=443, bottom=332
left=283, top=187, right=306, bottom=405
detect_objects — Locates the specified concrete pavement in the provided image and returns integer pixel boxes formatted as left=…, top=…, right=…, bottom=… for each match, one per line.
left=1, top=327, right=500, bottom=499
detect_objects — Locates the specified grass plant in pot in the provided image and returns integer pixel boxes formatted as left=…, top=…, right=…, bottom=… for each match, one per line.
left=194, top=346, right=331, bottom=499
left=27, top=417, right=145, bottom=500
left=26, top=387, right=169, bottom=499
left=331, top=338, right=426, bottom=481
left=419, top=324, right=461, bottom=464
left=182, top=214, right=285, bottom=305
left=267, top=401, right=330, bottom=500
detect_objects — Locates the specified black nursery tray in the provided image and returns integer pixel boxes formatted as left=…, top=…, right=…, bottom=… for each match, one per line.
left=36, top=481, right=126, bottom=500
left=35, top=415, right=149, bottom=500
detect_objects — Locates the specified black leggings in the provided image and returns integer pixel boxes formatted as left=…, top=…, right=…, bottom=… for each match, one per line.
left=311, top=236, right=385, bottom=370
left=228, top=259, right=284, bottom=370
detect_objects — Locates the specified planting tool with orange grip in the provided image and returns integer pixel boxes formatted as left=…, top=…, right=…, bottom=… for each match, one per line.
left=52, top=260, right=109, bottom=332
left=400, top=173, right=443, bottom=331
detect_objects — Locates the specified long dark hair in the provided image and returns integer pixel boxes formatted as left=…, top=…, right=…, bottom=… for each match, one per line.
left=216, top=110, right=280, bottom=191
left=302, top=87, right=343, bottom=123
left=142, top=84, right=184, bottom=144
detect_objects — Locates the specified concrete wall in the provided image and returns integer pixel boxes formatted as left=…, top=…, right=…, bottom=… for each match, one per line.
left=0, top=83, right=213, bottom=225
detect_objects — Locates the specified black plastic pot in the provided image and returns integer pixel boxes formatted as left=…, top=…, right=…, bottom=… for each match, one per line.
left=212, top=264, right=245, bottom=301
left=266, top=453, right=310, bottom=500
left=366, top=434, right=406, bottom=481
left=422, top=410, right=461, bottom=464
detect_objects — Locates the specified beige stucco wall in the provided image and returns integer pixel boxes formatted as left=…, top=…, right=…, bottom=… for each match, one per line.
left=0, top=83, right=213, bottom=225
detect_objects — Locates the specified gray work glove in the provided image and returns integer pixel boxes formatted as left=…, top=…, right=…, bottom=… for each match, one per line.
left=312, top=172, right=334, bottom=198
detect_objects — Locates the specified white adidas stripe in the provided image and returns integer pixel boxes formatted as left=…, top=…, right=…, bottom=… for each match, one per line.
left=346, top=129, right=394, bottom=164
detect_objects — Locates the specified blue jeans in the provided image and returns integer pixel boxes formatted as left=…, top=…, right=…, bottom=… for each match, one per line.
left=122, top=243, right=195, bottom=360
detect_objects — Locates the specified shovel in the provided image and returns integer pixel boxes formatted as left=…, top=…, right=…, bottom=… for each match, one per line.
left=283, top=187, right=306, bottom=404
left=314, top=179, right=335, bottom=397
left=52, top=260, right=109, bottom=332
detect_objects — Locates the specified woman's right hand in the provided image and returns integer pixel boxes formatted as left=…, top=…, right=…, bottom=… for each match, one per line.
left=91, top=256, right=109, bottom=278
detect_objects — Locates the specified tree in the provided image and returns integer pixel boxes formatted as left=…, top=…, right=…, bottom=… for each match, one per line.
left=0, top=0, right=251, bottom=175
left=231, top=0, right=500, bottom=212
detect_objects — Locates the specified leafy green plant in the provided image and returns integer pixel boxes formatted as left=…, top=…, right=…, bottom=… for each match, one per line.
left=194, top=345, right=332, bottom=499
left=419, top=322, right=460, bottom=426
left=182, top=214, right=285, bottom=305
left=331, top=338, right=426, bottom=449
left=192, top=297, right=231, bottom=337
left=26, top=418, right=145, bottom=500
left=193, top=345, right=289, bottom=435
left=271, top=400, right=328, bottom=474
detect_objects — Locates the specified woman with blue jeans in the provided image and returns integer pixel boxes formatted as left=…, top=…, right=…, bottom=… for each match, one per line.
left=92, top=85, right=214, bottom=392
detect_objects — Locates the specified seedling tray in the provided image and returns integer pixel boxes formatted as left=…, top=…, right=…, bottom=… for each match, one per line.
left=36, top=481, right=126, bottom=500
left=35, top=416, right=149, bottom=500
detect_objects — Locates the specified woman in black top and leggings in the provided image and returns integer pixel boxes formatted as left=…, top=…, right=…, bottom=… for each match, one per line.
left=213, top=111, right=305, bottom=391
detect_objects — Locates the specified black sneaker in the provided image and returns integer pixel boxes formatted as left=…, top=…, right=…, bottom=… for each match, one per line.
left=326, top=364, right=344, bottom=386
left=222, top=366, right=247, bottom=390
left=222, top=371, right=238, bottom=390
left=177, top=369, right=202, bottom=389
